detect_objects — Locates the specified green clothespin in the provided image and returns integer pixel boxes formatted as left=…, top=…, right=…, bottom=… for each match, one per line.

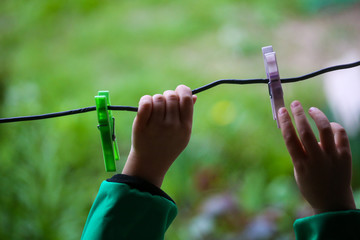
left=95, top=91, right=120, bottom=172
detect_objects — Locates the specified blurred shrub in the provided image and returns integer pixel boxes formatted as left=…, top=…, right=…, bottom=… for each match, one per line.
left=0, top=0, right=357, bottom=239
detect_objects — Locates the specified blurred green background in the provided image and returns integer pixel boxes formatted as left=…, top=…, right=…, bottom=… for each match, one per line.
left=1, top=0, right=360, bottom=239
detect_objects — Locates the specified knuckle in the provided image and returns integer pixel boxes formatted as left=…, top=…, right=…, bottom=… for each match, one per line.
left=279, top=117, right=294, bottom=133
left=140, top=95, right=152, bottom=102
left=338, top=133, right=350, bottom=146
left=292, top=108, right=304, bottom=118
left=317, top=120, right=332, bottom=133
left=164, top=91, right=178, bottom=101
left=298, top=128, right=313, bottom=140
left=331, top=122, right=347, bottom=134
left=181, top=94, right=193, bottom=104
left=140, top=101, right=152, bottom=109
left=168, top=94, right=179, bottom=101
left=139, top=96, right=152, bottom=106
left=283, top=132, right=295, bottom=144
left=337, top=127, right=347, bottom=136
left=279, top=114, right=291, bottom=125
left=141, top=95, right=152, bottom=100
left=153, top=94, right=165, bottom=102
left=163, top=120, right=180, bottom=130
left=178, top=84, right=190, bottom=91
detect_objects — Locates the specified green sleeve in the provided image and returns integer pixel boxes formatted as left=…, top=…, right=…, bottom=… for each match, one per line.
left=294, top=209, right=360, bottom=240
left=81, top=181, right=177, bottom=240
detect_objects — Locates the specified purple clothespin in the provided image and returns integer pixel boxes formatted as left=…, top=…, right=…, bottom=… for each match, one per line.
left=262, top=46, right=285, bottom=128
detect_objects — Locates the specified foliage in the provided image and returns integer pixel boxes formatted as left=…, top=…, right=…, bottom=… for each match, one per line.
left=0, top=0, right=359, bottom=239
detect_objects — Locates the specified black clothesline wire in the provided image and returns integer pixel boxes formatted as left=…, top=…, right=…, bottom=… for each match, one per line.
left=0, top=60, right=360, bottom=124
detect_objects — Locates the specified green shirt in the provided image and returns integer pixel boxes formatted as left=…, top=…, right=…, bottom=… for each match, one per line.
left=82, top=175, right=360, bottom=239
left=294, top=209, right=360, bottom=240
left=81, top=175, right=177, bottom=240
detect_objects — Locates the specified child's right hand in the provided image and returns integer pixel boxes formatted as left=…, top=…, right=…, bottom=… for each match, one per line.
left=122, top=85, right=196, bottom=188
left=278, top=100, right=356, bottom=214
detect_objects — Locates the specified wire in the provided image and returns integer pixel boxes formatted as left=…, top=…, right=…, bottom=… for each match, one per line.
left=0, top=107, right=96, bottom=123
left=191, top=78, right=267, bottom=94
left=0, top=106, right=138, bottom=124
left=281, top=60, right=360, bottom=83
left=1, top=60, right=359, bottom=124
left=191, top=60, right=360, bottom=93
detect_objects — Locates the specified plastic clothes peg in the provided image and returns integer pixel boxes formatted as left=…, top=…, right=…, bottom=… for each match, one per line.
left=95, top=91, right=120, bottom=172
left=262, top=46, right=285, bottom=128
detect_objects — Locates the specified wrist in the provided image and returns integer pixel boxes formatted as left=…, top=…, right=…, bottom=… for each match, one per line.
left=122, top=150, right=166, bottom=188
left=122, top=167, right=164, bottom=188
left=313, top=205, right=357, bottom=215
left=312, top=189, right=356, bottom=215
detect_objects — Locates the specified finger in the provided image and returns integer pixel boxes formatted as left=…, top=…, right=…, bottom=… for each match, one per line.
left=135, top=95, right=153, bottom=126
left=331, top=122, right=351, bottom=159
left=163, top=90, right=180, bottom=122
left=278, top=107, right=306, bottom=163
left=175, top=85, right=194, bottom=124
left=192, top=95, right=197, bottom=105
left=290, top=101, right=321, bottom=155
left=150, top=94, right=166, bottom=123
left=308, top=107, right=336, bottom=154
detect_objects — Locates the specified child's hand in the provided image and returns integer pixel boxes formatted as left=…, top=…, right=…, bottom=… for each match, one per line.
left=122, top=85, right=197, bottom=188
left=278, top=101, right=356, bottom=214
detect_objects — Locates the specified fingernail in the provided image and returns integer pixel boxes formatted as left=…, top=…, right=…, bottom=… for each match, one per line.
left=291, top=101, right=300, bottom=108
left=278, top=107, right=287, bottom=116
left=309, top=107, right=318, bottom=113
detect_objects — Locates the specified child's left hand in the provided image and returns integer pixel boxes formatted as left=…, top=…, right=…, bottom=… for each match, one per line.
left=278, top=101, right=356, bottom=214
left=122, top=85, right=197, bottom=187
